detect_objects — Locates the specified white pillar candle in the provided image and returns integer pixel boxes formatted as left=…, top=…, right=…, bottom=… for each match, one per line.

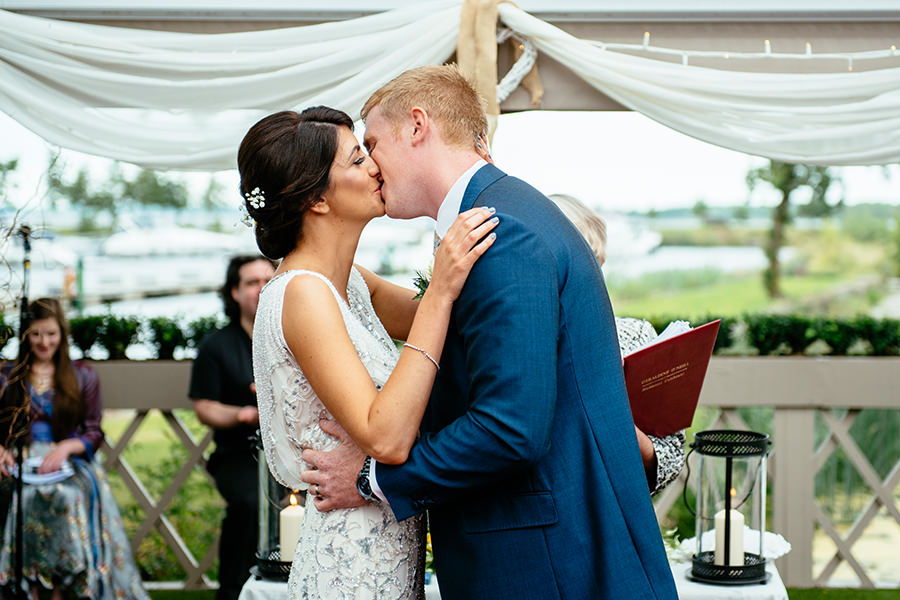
left=714, top=509, right=744, bottom=566
left=279, top=492, right=303, bottom=563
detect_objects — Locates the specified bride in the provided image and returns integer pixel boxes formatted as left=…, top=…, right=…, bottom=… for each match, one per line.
left=238, top=106, right=497, bottom=599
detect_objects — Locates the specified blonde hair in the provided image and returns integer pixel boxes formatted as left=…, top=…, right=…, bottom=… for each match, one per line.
left=549, top=194, right=608, bottom=266
left=361, top=64, right=488, bottom=148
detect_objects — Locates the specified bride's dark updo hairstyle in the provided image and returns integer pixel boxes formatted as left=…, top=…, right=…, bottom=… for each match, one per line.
left=238, top=106, right=355, bottom=259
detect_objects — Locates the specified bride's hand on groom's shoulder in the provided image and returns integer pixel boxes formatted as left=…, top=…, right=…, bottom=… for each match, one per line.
left=301, top=419, right=368, bottom=512
left=429, top=207, right=498, bottom=303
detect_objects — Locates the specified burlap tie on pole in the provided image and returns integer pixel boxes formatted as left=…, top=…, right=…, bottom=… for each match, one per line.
left=457, top=0, right=542, bottom=142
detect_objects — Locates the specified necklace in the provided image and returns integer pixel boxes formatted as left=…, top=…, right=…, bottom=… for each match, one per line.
left=30, top=364, right=54, bottom=393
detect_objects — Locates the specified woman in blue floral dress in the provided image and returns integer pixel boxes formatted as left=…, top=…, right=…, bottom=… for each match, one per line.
left=0, top=297, right=149, bottom=600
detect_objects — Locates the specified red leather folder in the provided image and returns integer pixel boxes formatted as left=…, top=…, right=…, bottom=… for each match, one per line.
left=623, top=319, right=721, bottom=438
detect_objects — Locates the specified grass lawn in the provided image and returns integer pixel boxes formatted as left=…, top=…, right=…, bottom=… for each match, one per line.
left=610, top=271, right=869, bottom=318
left=787, top=589, right=900, bottom=599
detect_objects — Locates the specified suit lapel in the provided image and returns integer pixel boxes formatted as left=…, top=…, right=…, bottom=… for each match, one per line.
left=459, top=163, right=505, bottom=214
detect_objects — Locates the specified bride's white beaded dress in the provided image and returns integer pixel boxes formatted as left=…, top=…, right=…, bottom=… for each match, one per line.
left=253, top=268, right=424, bottom=600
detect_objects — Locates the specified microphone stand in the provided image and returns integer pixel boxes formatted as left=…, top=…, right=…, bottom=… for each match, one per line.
left=12, top=225, right=33, bottom=600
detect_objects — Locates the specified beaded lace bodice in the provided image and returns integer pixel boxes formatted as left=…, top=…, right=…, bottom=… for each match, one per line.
left=253, top=267, right=423, bottom=600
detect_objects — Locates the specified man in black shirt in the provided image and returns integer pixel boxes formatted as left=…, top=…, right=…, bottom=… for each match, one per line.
left=189, top=255, right=274, bottom=600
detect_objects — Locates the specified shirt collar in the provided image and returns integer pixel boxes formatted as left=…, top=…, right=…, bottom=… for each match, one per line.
left=435, top=159, right=488, bottom=238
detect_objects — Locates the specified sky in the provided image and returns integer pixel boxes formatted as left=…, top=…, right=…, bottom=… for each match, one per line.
left=1, top=109, right=898, bottom=217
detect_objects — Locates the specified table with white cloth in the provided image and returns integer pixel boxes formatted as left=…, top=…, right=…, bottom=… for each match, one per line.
left=669, top=559, right=789, bottom=600
left=237, top=573, right=442, bottom=600
left=237, top=560, right=787, bottom=600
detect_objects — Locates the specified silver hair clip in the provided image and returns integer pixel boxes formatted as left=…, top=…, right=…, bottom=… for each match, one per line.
left=244, top=187, right=266, bottom=209
left=238, top=202, right=255, bottom=228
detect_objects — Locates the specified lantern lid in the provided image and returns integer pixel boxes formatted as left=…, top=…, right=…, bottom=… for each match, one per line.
left=691, top=429, right=770, bottom=457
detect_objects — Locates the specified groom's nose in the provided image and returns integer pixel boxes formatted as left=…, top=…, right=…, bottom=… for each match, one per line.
left=367, top=156, right=381, bottom=178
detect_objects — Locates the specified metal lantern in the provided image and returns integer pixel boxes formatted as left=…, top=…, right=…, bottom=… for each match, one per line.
left=253, top=431, right=301, bottom=581
left=689, top=429, right=771, bottom=585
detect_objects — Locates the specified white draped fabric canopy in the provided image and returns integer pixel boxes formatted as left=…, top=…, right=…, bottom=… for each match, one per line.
left=1, top=0, right=899, bottom=170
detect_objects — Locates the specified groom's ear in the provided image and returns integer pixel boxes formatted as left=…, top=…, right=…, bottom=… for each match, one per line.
left=409, top=107, right=430, bottom=146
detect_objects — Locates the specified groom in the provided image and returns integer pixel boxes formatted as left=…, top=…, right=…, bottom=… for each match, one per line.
left=302, top=65, right=677, bottom=600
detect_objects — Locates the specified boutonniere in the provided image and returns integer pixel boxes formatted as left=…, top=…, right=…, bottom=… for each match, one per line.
left=412, top=265, right=432, bottom=300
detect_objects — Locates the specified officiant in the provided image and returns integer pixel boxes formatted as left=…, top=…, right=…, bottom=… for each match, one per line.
left=0, top=297, right=149, bottom=600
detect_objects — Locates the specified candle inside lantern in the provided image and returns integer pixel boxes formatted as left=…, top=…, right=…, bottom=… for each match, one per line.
left=279, top=492, right=303, bottom=563
left=714, top=488, right=744, bottom=566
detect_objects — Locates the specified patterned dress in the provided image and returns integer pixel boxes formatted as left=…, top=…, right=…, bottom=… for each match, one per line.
left=0, top=362, right=149, bottom=600
left=615, top=317, right=686, bottom=495
left=254, top=268, right=424, bottom=600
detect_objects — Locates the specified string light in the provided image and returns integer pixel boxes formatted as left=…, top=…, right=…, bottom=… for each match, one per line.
left=587, top=32, right=900, bottom=73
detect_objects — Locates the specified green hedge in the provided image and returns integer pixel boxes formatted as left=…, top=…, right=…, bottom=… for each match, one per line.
left=630, top=314, right=900, bottom=356
left=2, top=312, right=898, bottom=359
left=22, top=313, right=223, bottom=360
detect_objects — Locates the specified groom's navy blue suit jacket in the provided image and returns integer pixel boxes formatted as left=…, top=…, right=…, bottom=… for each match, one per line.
left=377, top=164, right=677, bottom=600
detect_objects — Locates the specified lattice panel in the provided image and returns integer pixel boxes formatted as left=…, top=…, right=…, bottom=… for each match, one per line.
left=811, top=409, right=900, bottom=588
left=100, top=409, right=218, bottom=590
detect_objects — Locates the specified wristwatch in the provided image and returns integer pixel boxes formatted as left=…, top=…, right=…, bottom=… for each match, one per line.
left=356, top=456, right=380, bottom=502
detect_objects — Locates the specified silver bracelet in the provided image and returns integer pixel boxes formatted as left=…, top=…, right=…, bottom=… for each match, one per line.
left=403, top=342, right=440, bottom=371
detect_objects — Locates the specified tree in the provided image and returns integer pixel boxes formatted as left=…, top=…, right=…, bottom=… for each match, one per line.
left=200, top=177, right=227, bottom=211
left=692, top=199, right=709, bottom=223
left=893, top=214, right=900, bottom=278
left=47, top=159, right=117, bottom=229
left=47, top=161, right=189, bottom=230
left=732, top=202, right=750, bottom=222
left=0, top=158, right=18, bottom=208
left=121, top=168, right=188, bottom=209
left=200, top=177, right=230, bottom=231
left=746, top=161, right=841, bottom=297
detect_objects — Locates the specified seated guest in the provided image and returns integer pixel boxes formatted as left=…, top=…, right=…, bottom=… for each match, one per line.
left=0, top=297, right=149, bottom=600
left=548, top=193, right=686, bottom=495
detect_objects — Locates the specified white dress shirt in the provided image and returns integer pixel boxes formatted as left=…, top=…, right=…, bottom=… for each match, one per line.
left=435, top=159, right=488, bottom=240
left=370, top=158, right=488, bottom=504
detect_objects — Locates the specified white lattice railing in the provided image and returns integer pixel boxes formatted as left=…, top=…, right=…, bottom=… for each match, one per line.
left=92, top=357, right=900, bottom=591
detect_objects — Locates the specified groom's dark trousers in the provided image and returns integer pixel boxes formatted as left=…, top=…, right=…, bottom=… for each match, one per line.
left=376, top=164, right=678, bottom=599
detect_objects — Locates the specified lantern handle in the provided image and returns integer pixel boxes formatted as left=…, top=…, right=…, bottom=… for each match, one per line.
left=682, top=446, right=699, bottom=518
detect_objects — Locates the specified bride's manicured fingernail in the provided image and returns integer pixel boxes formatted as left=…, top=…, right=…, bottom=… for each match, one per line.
left=489, top=232, right=496, bottom=240
left=488, top=207, right=496, bottom=214
left=490, top=216, right=499, bottom=224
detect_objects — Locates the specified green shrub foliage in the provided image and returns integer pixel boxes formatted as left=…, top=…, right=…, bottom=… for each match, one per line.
left=147, top=317, right=188, bottom=360
left=69, top=315, right=105, bottom=356
left=50, top=313, right=900, bottom=360
left=96, top=313, right=141, bottom=359
left=815, top=317, right=858, bottom=355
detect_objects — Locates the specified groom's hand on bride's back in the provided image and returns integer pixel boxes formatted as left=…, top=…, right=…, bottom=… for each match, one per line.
left=302, top=419, right=368, bottom=512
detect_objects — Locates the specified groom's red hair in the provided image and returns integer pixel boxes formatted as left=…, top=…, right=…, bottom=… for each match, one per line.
left=362, top=64, right=488, bottom=149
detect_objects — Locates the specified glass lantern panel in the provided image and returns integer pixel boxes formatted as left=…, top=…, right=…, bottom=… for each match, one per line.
left=695, top=452, right=767, bottom=565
